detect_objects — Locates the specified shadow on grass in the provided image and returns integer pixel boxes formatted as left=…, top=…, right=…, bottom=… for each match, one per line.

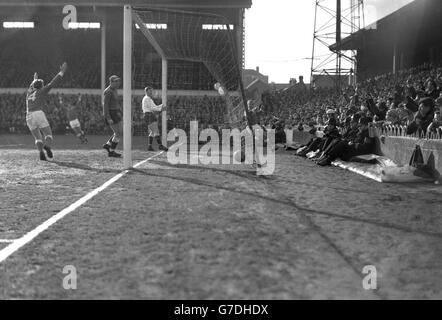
left=52, top=161, right=121, bottom=174
left=151, top=155, right=392, bottom=198
left=130, top=167, right=442, bottom=240
left=146, top=159, right=271, bottom=181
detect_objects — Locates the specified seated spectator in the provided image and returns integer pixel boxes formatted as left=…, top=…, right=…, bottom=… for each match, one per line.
left=297, top=117, right=340, bottom=157
left=315, top=114, right=361, bottom=163
left=425, top=79, right=440, bottom=100
left=397, top=103, right=414, bottom=124
left=406, top=97, right=435, bottom=135
left=404, top=96, right=419, bottom=113
left=317, top=117, right=375, bottom=166
left=426, top=110, right=442, bottom=137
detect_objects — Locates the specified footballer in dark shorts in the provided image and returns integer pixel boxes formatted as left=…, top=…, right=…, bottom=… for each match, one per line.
left=105, top=109, right=122, bottom=126
left=102, top=75, right=123, bottom=157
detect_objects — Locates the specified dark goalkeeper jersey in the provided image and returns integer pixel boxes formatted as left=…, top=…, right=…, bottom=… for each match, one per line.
left=103, top=86, right=121, bottom=117
left=67, top=106, right=79, bottom=121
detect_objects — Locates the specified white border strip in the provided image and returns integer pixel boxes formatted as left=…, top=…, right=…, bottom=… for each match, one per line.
left=0, top=239, right=16, bottom=244
left=0, top=152, right=164, bottom=264
left=332, top=160, right=383, bottom=183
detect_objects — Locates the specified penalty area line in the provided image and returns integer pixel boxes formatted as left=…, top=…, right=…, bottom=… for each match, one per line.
left=0, top=144, right=25, bottom=148
left=0, top=151, right=164, bottom=264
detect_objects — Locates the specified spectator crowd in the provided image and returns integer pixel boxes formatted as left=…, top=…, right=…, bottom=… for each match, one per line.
left=0, top=92, right=227, bottom=136
left=1, top=62, right=442, bottom=155
left=251, top=62, right=442, bottom=140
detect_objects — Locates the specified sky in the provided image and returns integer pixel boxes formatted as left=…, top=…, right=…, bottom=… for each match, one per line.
left=245, top=0, right=414, bottom=84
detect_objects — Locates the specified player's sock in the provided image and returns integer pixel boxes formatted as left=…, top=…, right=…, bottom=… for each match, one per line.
left=35, top=139, right=44, bottom=152
left=44, top=135, right=53, bottom=148
left=110, top=137, right=119, bottom=151
left=76, top=132, right=87, bottom=144
left=103, top=134, right=114, bottom=153
left=156, top=136, right=168, bottom=151
left=106, top=134, right=114, bottom=145
left=147, top=137, right=154, bottom=151
left=35, top=140, right=46, bottom=161
left=44, top=136, right=54, bottom=160
left=80, top=132, right=88, bottom=144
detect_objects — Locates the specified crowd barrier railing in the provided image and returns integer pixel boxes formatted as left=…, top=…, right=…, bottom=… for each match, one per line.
left=371, top=124, right=442, bottom=140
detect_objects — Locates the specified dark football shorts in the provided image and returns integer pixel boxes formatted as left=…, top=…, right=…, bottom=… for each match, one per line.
left=105, top=109, right=122, bottom=125
left=144, top=112, right=158, bottom=124
left=144, top=112, right=160, bottom=137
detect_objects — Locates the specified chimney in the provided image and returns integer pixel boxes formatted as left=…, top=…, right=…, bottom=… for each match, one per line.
left=256, top=66, right=260, bottom=73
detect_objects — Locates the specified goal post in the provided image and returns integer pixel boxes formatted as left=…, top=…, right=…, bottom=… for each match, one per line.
left=161, top=58, right=168, bottom=147
left=123, top=5, right=169, bottom=168
left=123, top=4, right=132, bottom=169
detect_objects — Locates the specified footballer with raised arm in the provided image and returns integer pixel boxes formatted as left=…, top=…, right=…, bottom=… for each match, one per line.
left=26, top=62, right=68, bottom=161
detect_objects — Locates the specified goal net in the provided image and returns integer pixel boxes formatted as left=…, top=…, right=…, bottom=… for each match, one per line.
left=130, top=7, right=253, bottom=144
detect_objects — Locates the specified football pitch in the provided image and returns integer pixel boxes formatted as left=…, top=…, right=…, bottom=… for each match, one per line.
left=1, top=134, right=442, bottom=299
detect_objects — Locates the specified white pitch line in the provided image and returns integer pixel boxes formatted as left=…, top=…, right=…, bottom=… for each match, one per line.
left=0, top=144, right=25, bottom=148
left=0, top=151, right=164, bottom=264
left=0, top=239, right=16, bottom=244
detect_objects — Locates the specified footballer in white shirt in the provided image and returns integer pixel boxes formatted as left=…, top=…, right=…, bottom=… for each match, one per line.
left=142, top=86, right=168, bottom=151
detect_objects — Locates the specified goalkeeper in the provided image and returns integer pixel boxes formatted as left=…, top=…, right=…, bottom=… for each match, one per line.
left=142, top=86, right=168, bottom=151
left=102, top=75, right=122, bottom=158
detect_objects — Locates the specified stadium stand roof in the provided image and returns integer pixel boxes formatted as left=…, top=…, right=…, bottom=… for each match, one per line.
left=0, top=0, right=252, bottom=8
left=330, top=0, right=442, bottom=51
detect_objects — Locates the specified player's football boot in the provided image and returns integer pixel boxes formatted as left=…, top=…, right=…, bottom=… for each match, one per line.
left=39, top=150, right=47, bottom=161
left=158, top=145, right=168, bottom=151
left=108, top=151, right=122, bottom=158
left=147, top=146, right=155, bottom=151
left=44, top=146, right=54, bottom=161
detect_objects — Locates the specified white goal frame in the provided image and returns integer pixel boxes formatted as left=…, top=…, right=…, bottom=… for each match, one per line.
left=123, top=5, right=168, bottom=169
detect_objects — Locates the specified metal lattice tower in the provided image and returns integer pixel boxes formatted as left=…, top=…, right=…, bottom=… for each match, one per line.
left=310, top=0, right=365, bottom=91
